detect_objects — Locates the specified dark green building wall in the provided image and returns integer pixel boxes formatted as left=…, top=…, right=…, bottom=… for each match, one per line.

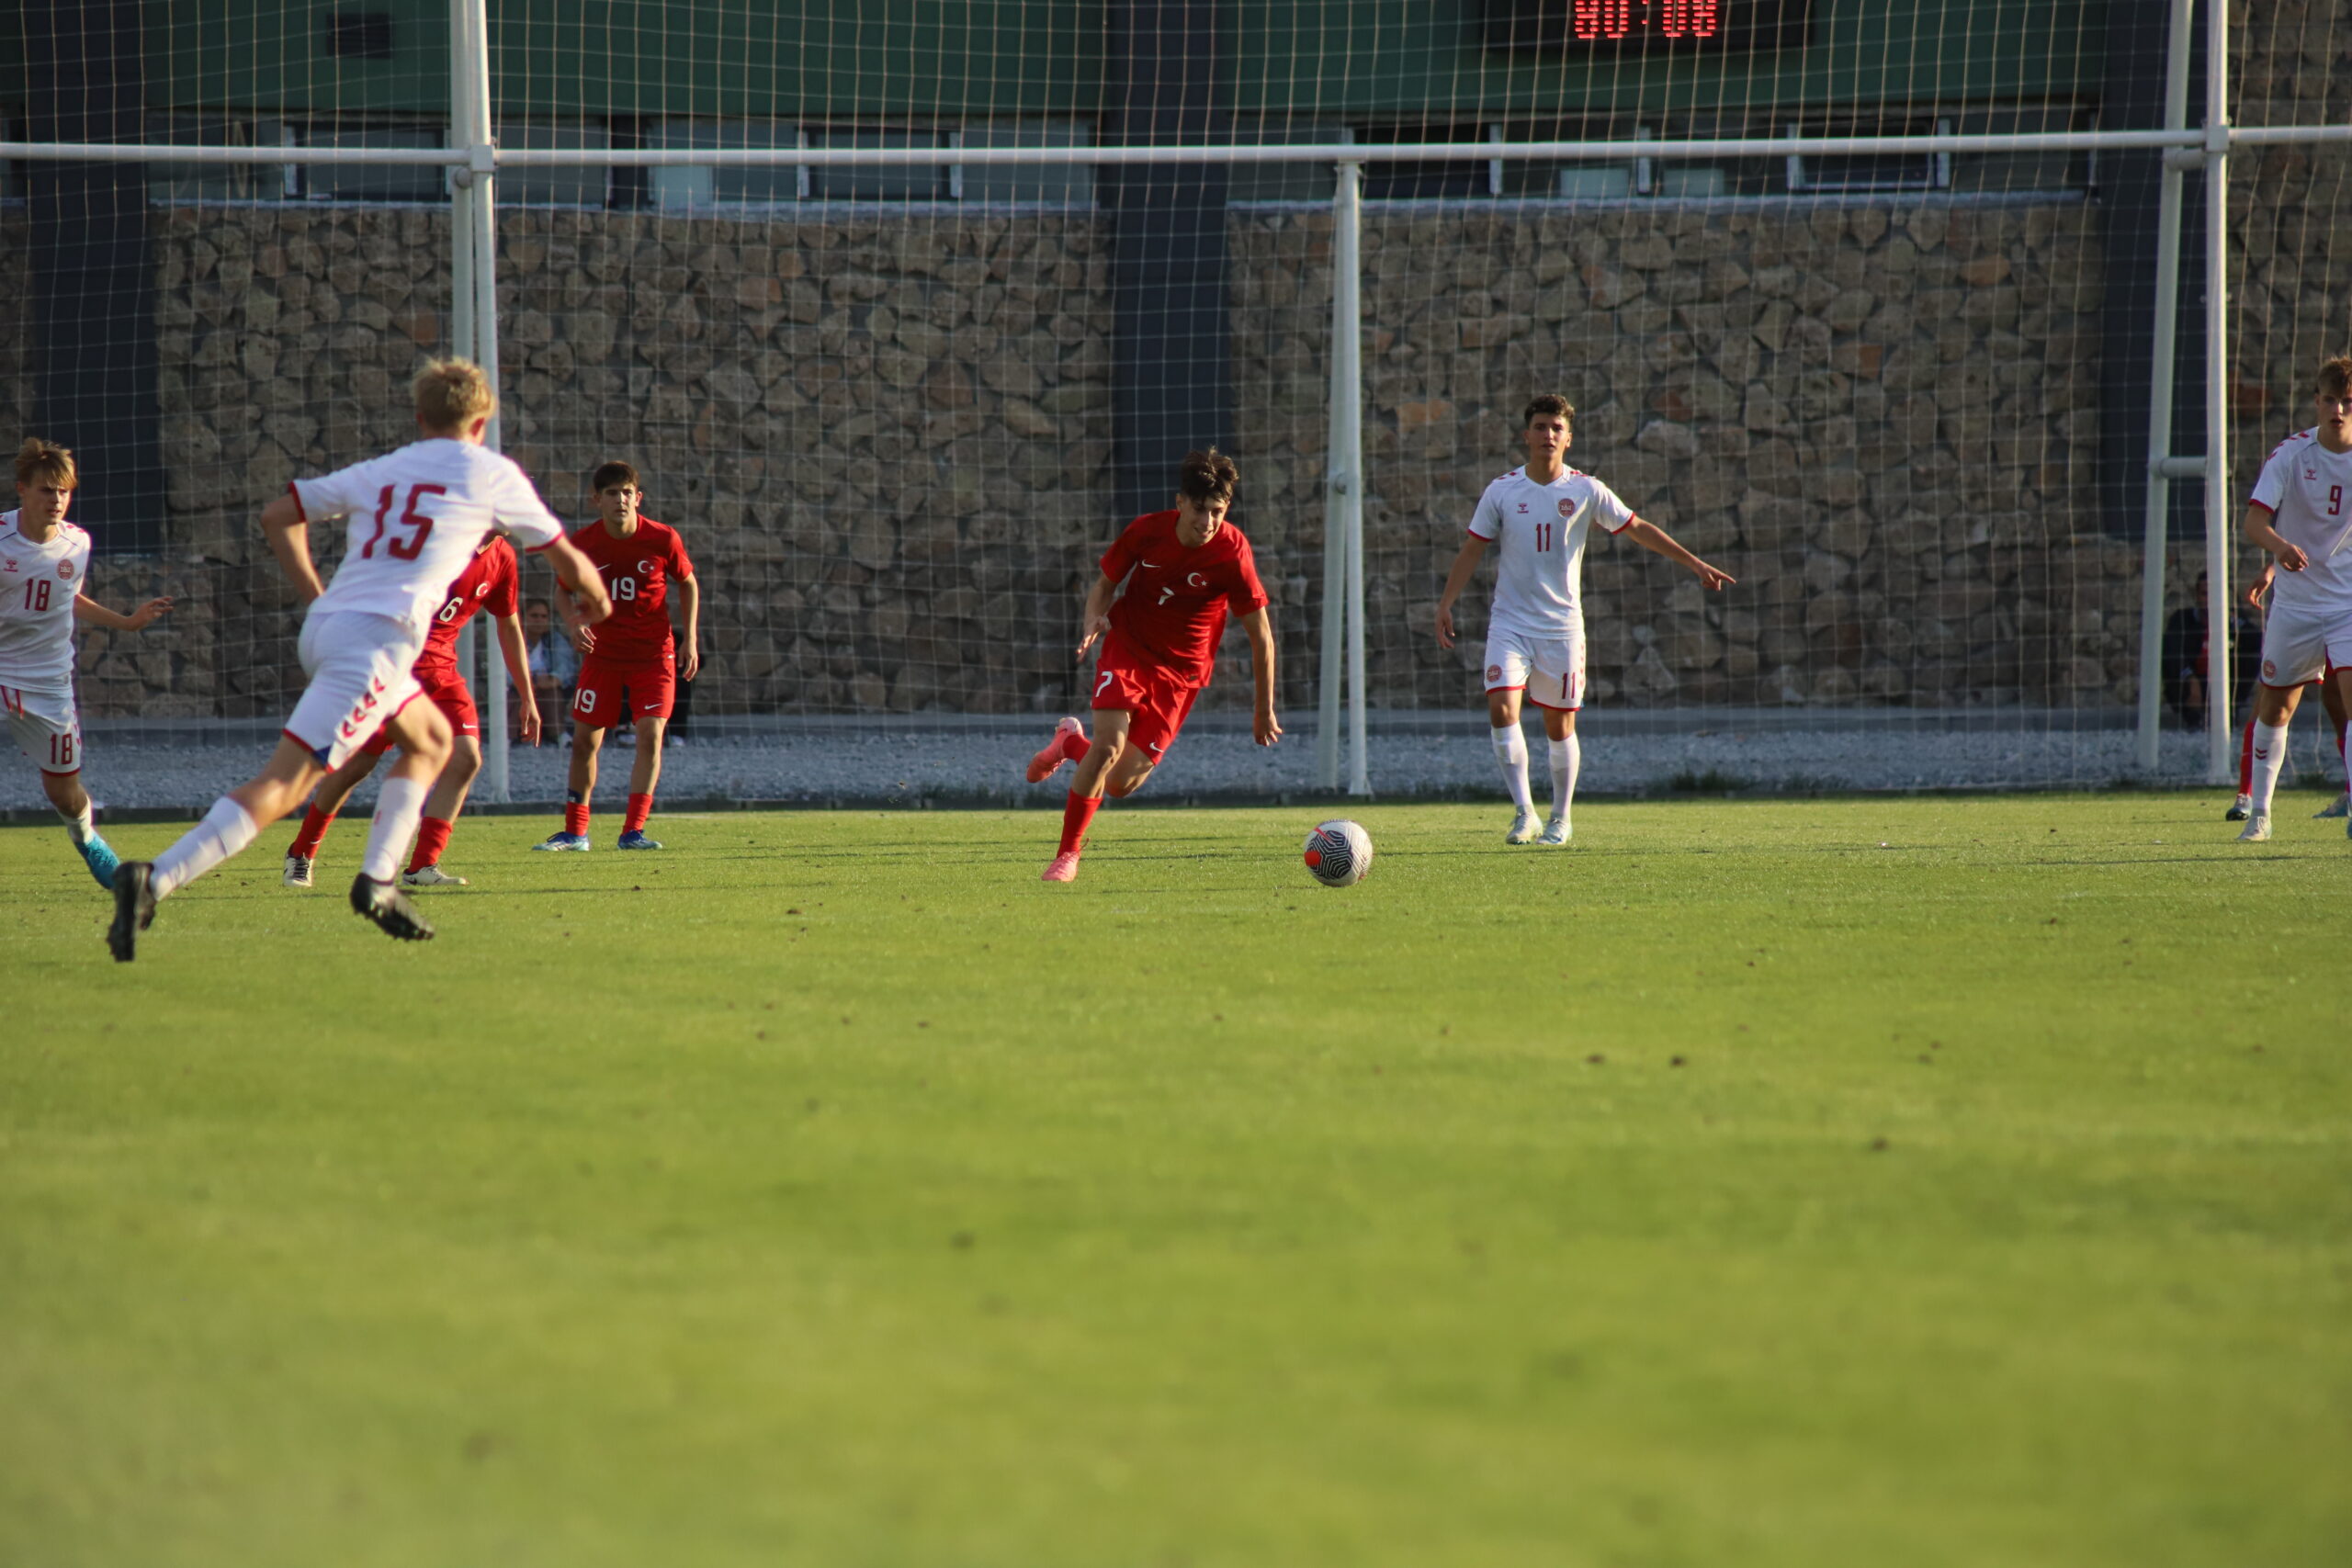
left=3, top=3, right=2107, bottom=126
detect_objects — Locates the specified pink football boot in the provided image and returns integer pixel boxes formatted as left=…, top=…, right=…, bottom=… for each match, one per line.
left=1026, top=716, right=1087, bottom=784
left=1040, top=851, right=1081, bottom=883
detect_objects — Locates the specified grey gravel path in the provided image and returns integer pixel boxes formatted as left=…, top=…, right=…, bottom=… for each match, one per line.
left=12, top=712, right=2335, bottom=815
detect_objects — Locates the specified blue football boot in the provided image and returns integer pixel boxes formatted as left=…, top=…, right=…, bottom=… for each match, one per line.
left=79, top=831, right=121, bottom=891
left=616, top=829, right=662, bottom=851
left=532, top=831, right=592, bottom=852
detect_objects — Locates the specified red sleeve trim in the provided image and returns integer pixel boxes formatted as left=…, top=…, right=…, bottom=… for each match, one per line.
left=287, top=481, right=307, bottom=523
left=2248, top=499, right=2278, bottom=515
left=1605, top=513, right=1637, bottom=535
left=526, top=537, right=562, bottom=554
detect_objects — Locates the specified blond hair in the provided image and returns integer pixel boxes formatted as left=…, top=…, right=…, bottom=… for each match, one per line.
left=15, top=436, right=76, bottom=490
left=413, top=358, right=496, bottom=432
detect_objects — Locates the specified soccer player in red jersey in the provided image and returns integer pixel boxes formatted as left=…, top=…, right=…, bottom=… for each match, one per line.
left=279, top=534, right=538, bottom=888
left=534, top=460, right=699, bottom=852
left=1025, top=448, right=1280, bottom=882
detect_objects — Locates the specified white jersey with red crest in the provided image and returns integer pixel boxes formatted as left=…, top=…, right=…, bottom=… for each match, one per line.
left=1466, top=466, right=1634, bottom=638
left=289, top=439, right=563, bottom=636
left=0, top=509, right=93, bottom=692
left=2250, top=429, right=2352, bottom=618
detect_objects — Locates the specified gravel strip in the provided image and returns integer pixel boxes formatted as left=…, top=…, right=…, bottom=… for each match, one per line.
left=10, top=718, right=2331, bottom=815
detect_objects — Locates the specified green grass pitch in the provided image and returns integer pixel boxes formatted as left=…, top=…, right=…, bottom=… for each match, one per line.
left=2, top=795, right=2346, bottom=1566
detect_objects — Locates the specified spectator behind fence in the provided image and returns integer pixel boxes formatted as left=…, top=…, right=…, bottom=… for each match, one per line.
left=519, top=597, right=579, bottom=738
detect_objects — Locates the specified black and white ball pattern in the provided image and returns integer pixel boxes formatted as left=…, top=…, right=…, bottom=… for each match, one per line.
left=1302, top=819, right=1374, bottom=887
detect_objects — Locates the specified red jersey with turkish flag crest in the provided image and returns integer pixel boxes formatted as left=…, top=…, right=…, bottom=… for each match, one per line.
left=411, top=537, right=519, bottom=681
left=1098, top=510, right=1270, bottom=689
left=567, top=515, right=694, bottom=660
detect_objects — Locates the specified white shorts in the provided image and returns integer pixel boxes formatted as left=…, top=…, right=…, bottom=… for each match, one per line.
left=1, top=682, right=82, bottom=774
left=2256, top=602, right=2352, bottom=689
left=1484, top=624, right=1586, bottom=711
left=283, top=610, right=425, bottom=771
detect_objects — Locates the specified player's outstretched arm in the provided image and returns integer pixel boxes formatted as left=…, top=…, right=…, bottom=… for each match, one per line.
left=1242, top=606, right=1283, bottom=746
left=672, top=572, right=701, bottom=681
left=1620, top=517, right=1735, bottom=592
left=544, top=536, right=613, bottom=626
left=257, top=491, right=327, bottom=602
left=2244, top=504, right=2307, bottom=572
left=73, top=592, right=173, bottom=631
left=1433, top=534, right=1489, bottom=649
left=493, top=610, right=542, bottom=745
left=1074, top=571, right=1119, bottom=661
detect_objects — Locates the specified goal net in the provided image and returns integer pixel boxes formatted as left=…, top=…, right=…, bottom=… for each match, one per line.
left=6, top=1, right=2350, bottom=808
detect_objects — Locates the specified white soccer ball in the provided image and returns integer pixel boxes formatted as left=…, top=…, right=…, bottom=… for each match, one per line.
left=1302, top=819, right=1374, bottom=887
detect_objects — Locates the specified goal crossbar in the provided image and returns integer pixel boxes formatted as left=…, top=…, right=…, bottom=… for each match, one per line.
left=13, top=126, right=2352, bottom=170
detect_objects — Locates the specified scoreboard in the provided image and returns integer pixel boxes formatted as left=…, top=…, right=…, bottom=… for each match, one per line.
left=1481, top=0, right=1817, bottom=52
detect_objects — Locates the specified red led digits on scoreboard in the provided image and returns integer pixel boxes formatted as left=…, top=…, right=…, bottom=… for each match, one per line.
left=1574, top=0, right=1724, bottom=40
left=1662, top=0, right=1723, bottom=37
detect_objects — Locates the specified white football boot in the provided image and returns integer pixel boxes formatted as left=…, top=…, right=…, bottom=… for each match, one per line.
left=1505, top=808, right=1541, bottom=845
left=2237, top=812, right=2272, bottom=842
left=401, top=864, right=469, bottom=888
left=1536, top=815, right=1572, bottom=846
left=282, top=854, right=314, bottom=888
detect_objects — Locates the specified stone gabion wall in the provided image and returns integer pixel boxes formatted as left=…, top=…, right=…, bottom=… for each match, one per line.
left=1236, top=201, right=2155, bottom=712
left=2229, top=2, right=2352, bottom=500
left=16, top=162, right=2335, bottom=722
left=108, top=204, right=1120, bottom=719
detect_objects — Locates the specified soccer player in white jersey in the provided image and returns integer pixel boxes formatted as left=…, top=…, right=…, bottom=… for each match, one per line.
left=1434, top=393, right=1734, bottom=844
left=2234, top=355, right=2352, bottom=843
left=1, top=437, right=172, bottom=886
left=107, top=360, right=610, bottom=960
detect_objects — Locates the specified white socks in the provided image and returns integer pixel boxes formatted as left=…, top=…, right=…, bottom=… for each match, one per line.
left=153, top=796, right=261, bottom=899
left=363, top=776, right=432, bottom=883
left=1548, top=734, right=1580, bottom=823
left=2248, top=721, right=2289, bottom=814
left=1491, top=725, right=1532, bottom=812
left=57, top=798, right=94, bottom=845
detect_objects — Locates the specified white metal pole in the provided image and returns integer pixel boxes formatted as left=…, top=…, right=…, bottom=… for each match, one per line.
left=2136, top=0, right=2198, bottom=773
left=449, top=0, right=510, bottom=801
left=1316, top=164, right=1358, bottom=790
left=447, top=1, right=485, bottom=795
left=2202, top=0, right=2233, bottom=784
left=1333, top=164, right=1370, bottom=797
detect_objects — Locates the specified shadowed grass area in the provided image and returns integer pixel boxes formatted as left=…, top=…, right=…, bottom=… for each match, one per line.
left=2, top=796, right=2346, bottom=1567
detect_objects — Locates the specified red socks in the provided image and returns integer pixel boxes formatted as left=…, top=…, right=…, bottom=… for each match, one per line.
left=1060, top=728, right=1090, bottom=764
left=406, top=816, right=453, bottom=874
left=1058, top=791, right=1102, bottom=856
left=288, top=805, right=336, bottom=858
left=624, top=793, right=654, bottom=833
left=563, top=801, right=591, bottom=837
left=2238, top=718, right=2256, bottom=795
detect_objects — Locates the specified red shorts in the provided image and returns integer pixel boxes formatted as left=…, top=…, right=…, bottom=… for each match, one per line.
left=572, top=648, right=675, bottom=729
left=1090, top=659, right=1201, bottom=761
left=362, top=664, right=477, bottom=755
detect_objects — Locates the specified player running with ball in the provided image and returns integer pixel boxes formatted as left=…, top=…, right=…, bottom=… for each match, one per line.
left=1025, top=448, right=1279, bottom=882
left=107, top=360, right=609, bottom=960
left=0, top=437, right=172, bottom=886
left=2234, top=355, right=2352, bottom=843
left=280, top=532, right=538, bottom=888
left=1435, top=394, right=1733, bottom=844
